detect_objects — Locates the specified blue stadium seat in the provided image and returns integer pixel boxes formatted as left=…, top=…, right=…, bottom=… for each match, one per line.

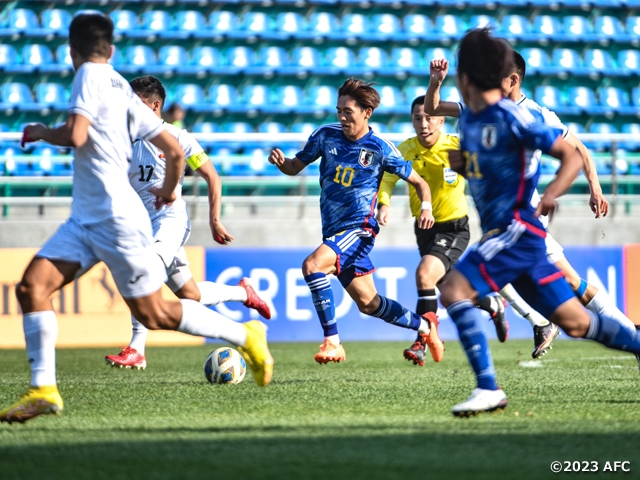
left=626, top=16, right=640, bottom=42
left=353, top=47, right=388, bottom=75
left=594, top=16, right=624, bottom=40
left=620, top=86, right=640, bottom=115
left=318, top=47, right=355, bottom=74
left=111, top=10, right=139, bottom=36
left=21, top=45, right=54, bottom=72
left=175, top=11, right=206, bottom=35
left=192, top=122, right=220, bottom=149
left=520, top=48, right=550, bottom=75
left=403, top=14, right=434, bottom=41
left=535, top=86, right=572, bottom=115
left=369, top=122, right=389, bottom=134
left=302, top=85, right=337, bottom=114
left=586, top=124, right=618, bottom=157
left=390, top=48, right=422, bottom=75
left=220, top=122, right=254, bottom=153
left=562, top=16, right=593, bottom=41
left=545, top=48, right=583, bottom=75
left=583, top=49, right=616, bottom=75
left=0, top=45, right=18, bottom=71
left=0, top=83, right=36, bottom=111
left=377, top=86, right=404, bottom=114
left=41, top=9, right=71, bottom=34
left=284, top=46, right=321, bottom=75
left=35, top=83, right=67, bottom=110
left=238, top=12, right=270, bottom=38
left=207, top=11, right=237, bottom=36
left=246, top=46, right=287, bottom=75
left=391, top=122, right=415, bottom=135
left=207, top=84, right=238, bottom=112
left=425, top=47, right=455, bottom=64
left=618, top=50, right=640, bottom=74
left=55, top=45, right=73, bottom=71
left=239, top=85, right=269, bottom=113
left=531, top=15, right=563, bottom=41
left=120, top=45, right=156, bottom=74
left=7, top=9, right=39, bottom=35
left=502, top=15, right=530, bottom=39
left=226, top=46, right=254, bottom=72
left=257, top=122, right=288, bottom=148
left=188, top=46, right=223, bottom=74
left=172, top=84, right=205, bottom=109
left=403, top=86, right=426, bottom=104
left=440, top=86, right=462, bottom=103
left=621, top=124, right=640, bottom=151
left=371, top=14, right=402, bottom=40
left=140, top=11, right=172, bottom=34
left=342, top=14, right=366, bottom=38
left=435, top=15, right=465, bottom=38
left=273, top=86, right=304, bottom=113
left=275, top=12, right=305, bottom=38
left=151, top=46, right=189, bottom=74
left=567, top=87, right=598, bottom=114
left=598, top=87, right=629, bottom=113
left=308, top=12, right=340, bottom=39
left=565, top=122, right=585, bottom=136
left=468, top=15, right=499, bottom=32
left=291, top=123, right=318, bottom=136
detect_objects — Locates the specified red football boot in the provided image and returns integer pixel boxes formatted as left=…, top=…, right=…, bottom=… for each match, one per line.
left=105, top=346, right=147, bottom=370
left=238, top=278, right=272, bottom=320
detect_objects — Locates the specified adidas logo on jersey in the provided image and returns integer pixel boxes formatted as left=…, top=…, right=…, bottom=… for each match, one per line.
left=329, top=148, right=337, bottom=155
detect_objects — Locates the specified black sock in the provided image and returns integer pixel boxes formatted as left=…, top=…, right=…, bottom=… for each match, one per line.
left=477, top=296, right=497, bottom=316
left=414, top=289, right=438, bottom=341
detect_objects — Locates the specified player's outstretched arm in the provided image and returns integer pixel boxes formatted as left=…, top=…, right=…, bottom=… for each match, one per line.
left=536, top=136, right=583, bottom=217
left=376, top=172, right=401, bottom=226
left=195, top=160, right=234, bottom=245
left=268, top=148, right=306, bottom=176
left=22, top=114, right=91, bottom=148
left=148, top=130, right=184, bottom=208
left=405, top=169, right=434, bottom=229
left=564, top=132, right=609, bottom=218
left=424, top=59, right=461, bottom=118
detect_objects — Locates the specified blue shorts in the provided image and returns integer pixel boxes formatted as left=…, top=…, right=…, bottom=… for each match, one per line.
left=455, top=219, right=574, bottom=319
left=324, top=228, right=376, bottom=288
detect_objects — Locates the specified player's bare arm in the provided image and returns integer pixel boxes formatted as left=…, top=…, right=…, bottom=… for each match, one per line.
left=268, top=148, right=306, bottom=176
left=536, top=136, right=584, bottom=217
left=22, top=114, right=91, bottom=149
left=195, top=160, right=234, bottom=245
left=563, top=132, right=609, bottom=218
left=424, top=59, right=461, bottom=118
left=405, top=169, right=434, bottom=229
left=148, top=129, right=184, bottom=208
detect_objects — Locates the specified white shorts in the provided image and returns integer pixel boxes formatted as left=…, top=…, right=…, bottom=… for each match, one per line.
left=545, top=232, right=565, bottom=264
left=38, top=216, right=167, bottom=299
left=151, top=216, right=193, bottom=293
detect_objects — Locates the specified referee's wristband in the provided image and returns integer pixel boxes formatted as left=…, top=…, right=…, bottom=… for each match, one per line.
left=421, top=201, right=432, bottom=211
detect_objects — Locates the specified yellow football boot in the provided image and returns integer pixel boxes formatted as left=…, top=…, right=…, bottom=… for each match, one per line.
left=0, top=386, right=64, bottom=424
left=237, top=321, right=274, bottom=386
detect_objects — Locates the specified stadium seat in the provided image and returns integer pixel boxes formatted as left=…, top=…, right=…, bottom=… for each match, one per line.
left=35, top=83, right=67, bottom=110
left=302, top=85, right=337, bottom=114
left=440, top=86, right=462, bottom=103
left=0, top=83, right=36, bottom=111
left=239, top=12, right=270, bottom=38
left=111, top=10, right=139, bottom=36
left=55, top=45, right=73, bottom=71
left=583, top=49, right=616, bottom=75
left=468, top=15, right=499, bottom=32
left=594, top=16, right=624, bottom=40
left=377, top=86, right=404, bottom=114
left=369, top=122, right=389, bottom=134
left=189, top=46, right=223, bottom=74
left=520, top=48, right=550, bottom=74
left=403, top=86, right=426, bottom=104
left=567, top=86, right=598, bottom=114
left=435, top=15, right=465, bottom=38
left=220, top=122, right=254, bottom=152
left=545, top=48, right=583, bottom=75
left=291, top=123, right=318, bottom=136
left=626, top=16, right=640, bottom=42
left=598, top=87, right=629, bottom=113
left=192, top=122, right=220, bottom=149
left=152, top=46, right=189, bottom=74
left=390, top=48, right=423, bottom=75
left=425, top=47, right=455, bottom=64
left=618, top=50, right=640, bottom=74
left=140, top=11, right=172, bottom=34
left=391, top=122, right=415, bottom=135
left=531, top=15, right=563, bottom=41
left=535, top=86, right=574, bottom=115
left=354, top=47, right=388, bottom=75
left=318, top=47, right=355, bottom=74
left=7, top=8, right=39, bottom=34
left=207, top=84, right=238, bottom=112
left=586, top=123, right=618, bottom=157
left=621, top=124, right=640, bottom=151
left=207, top=11, right=237, bottom=36
left=371, top=14, right=402, bottom=40
left=273, top=85, right=304, bottom=113
left=247, top=46, right=287, bottom=75
left=175, top=11, right=206, bottom=35
left=226, top=46, right=254, bottom=71
left=172, top=84, right=204, bottom=109
left=284, top=46, right=321, bottom=75
left=20, top=45, right=54, bottom=72
left=620, top=87, right=640, bottom=115
left=308, top=12, right=340, bottom=39
left=275, top=12, right=305, bottom=38
left=502, top=15, right=530, bottom=39
left=41, top=9, right=71, bottom=34
left=342, top=14, right=366, bottom=38
left=562, top=16, right=593, bottom=42
left=120, top=45, right=156, bottom=74
left=403, top=14, right=434, bottom=41
left=239, top=85, right=269, bottom=113
left=0, top=45, right=18, bottom=71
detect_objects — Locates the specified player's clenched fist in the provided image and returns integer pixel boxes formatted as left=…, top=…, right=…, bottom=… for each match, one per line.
left=21, top=123, right=47, bottom=147
left=268, top=148, right=286, bottom=167
left=430, top=59, right=449, bottom=83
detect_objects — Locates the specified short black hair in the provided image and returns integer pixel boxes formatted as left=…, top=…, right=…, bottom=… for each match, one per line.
left=513, top=51, right=526, bottom=83
left=130, top=75, right=166, bottom=107
left=69, top=13, right=113, bottom=59
left=457, top=28, right=515, bottom=91
left=411, top=95, right=425, bottom=115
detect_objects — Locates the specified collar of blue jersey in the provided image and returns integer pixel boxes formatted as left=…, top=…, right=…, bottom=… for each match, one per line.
left=516, top=94, right=526, bottom=105
left=341, top=126, right=374, bottom=144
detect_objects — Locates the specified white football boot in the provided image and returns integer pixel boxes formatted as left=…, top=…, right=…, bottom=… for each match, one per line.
left=451, top=388, right=508, bottom=417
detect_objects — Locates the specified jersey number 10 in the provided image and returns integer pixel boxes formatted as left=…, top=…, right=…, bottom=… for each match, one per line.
left=333, top=165, right=355, bottom=187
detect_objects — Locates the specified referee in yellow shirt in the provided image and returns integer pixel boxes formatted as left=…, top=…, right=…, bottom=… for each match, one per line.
left=377, top=96, right=505, bottom=366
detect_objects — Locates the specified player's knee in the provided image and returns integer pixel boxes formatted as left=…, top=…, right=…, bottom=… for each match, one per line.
left=415, top=269, right=438, bottom=290
left=301, top=257, right=318, bottom=276
left=357, top=300, right=377, bottom=315
left=438, top=284, right=458, bottom=308
left=15, top=279, right=48, bottom=307
left=550, top=310, right=589, bottom=338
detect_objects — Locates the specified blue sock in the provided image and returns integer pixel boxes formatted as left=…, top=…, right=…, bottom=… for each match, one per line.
left=370, top=296, right=422, bottom=330
left=584, top=310, right=640, bottom=353
left=305, top=273, right=337, bottom=336
left=447, top=300, right=498, bottom=390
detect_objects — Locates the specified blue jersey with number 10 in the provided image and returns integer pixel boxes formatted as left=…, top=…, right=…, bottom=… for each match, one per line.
left=459, top=99, right=563, bottom=235
left=296, top=124, right=412, bottom=237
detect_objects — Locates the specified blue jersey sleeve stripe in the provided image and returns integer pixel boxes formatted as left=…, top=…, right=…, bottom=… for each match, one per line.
left=373, top=133, right=402, bottom=156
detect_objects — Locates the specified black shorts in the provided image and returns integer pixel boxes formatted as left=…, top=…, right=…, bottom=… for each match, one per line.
left=414, top=216, right=470, bottom=273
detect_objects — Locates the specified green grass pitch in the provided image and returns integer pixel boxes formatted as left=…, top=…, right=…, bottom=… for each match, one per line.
left=1, top=340, right=639, bottom=480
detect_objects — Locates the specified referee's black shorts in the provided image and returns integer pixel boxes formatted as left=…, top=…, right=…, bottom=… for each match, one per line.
left=413, top=216, right=470, bottom=273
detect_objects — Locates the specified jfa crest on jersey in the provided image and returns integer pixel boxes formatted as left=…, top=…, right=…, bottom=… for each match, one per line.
left=481, top=124, right=497, bottom=149
left=295, top=124, right=412, bottom=237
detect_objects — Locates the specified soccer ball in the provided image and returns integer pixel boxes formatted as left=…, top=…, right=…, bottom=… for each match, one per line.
left=203, top=347, right=247, bottom=385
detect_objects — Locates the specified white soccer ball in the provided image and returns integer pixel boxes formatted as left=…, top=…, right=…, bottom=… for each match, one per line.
left=203, top=347, right=247, bottom=385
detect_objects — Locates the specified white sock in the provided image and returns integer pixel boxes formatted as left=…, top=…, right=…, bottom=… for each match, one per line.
left=178, top=299, right=247, bottom=346
left=23, top=311, right=58, bottom=387
left=197, top=281, right=247, bottom=305
left=585, top=289, right=636, bottom=329
left=326, top=334, right=340, bottom=345
left=130, top=314, right=148, bottom=355
left=499, top=284, right=550, bottom=327
left=418, top=319, right=431, bottom=334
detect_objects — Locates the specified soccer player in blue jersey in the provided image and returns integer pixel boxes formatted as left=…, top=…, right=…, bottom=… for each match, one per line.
left=439, top=28, right=640, bottom=416
left=268, top=78, right=444, bottom=364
